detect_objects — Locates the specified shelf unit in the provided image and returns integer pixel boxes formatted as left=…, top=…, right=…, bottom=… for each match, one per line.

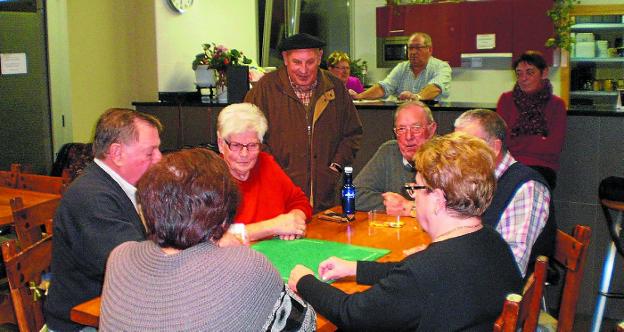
left=571, top=23, right=624, bottom=30
left=564, top=5, right=624, bottom=110
left=571, top=58, right=624, bottom=64
left=570, top=91, right=618, bottom=97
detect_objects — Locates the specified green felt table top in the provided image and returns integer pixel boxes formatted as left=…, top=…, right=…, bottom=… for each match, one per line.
left=251, top=238, right=390, bottom=282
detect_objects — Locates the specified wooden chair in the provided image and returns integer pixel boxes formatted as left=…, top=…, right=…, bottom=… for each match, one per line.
left=0, top=164, right=21, bottom=188
left=0, top=196, right=57, bottom=328
left=0, top=291, right=17, bottom=325
left=539, top=225, right=592, bottom=332
left=494, top=255, right=548, bottom=332
left=10, top=197, right=58, bottom=248
left=16, top=171, right=69, bottom=195
left=1, top=235, right=52, bottom=332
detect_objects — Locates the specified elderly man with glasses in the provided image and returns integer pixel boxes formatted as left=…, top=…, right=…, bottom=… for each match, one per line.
left=354, top=101, right=437, bottom=213
left=354, top=32, right=451, bottom=101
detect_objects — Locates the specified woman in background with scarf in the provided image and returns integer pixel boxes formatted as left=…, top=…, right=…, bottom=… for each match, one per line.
left=497, top=51, right=567, bottom=190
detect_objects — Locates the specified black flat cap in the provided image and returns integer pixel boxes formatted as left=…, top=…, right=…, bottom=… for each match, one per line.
left=278, top=33, right=326, bottom=52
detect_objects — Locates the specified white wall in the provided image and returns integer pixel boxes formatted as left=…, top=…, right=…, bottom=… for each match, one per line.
left=352, top=0, right=388, bottom=85
left=47, top=0, right=159, bottom=144
left=47, top=0, right=73, bottom=148
left=155, top=0, right=258, bottom=92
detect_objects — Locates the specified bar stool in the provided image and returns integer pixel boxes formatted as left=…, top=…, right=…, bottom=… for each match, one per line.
left=590, top=176, right=624, bottom=332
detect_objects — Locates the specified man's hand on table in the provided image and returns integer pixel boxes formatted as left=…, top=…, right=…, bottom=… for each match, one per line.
left=398, top=91, right=421, bottom=101
left=382, top=192, right=414, bottom=217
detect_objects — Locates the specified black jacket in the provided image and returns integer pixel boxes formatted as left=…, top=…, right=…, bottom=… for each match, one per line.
left=44, top=163, right=146, bottom=331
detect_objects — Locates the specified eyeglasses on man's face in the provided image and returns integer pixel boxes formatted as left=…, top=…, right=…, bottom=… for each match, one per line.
left=394, top=125, right=426, bottom=136
left=224, top=139, right=261, bottom=153
left=407, top=45, right=429, bottom=51
left=404, top=182, right=430, bottom=197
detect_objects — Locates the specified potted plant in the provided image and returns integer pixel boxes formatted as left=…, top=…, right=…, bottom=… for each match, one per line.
left=192, top=43, right=252, bottom=89
left=545, top=0, right=579, bottom=53
left=350, top=58, right=368, bottom=86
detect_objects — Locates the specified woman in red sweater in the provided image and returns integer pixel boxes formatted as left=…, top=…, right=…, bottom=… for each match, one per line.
left=217, top=103, right=312, bottom=244
left=496, top=51, right=567, bottom=190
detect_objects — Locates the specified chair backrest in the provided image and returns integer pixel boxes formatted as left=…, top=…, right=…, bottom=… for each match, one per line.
left=552, top=225, right=592, bottom=332
left=0, top=164, right=22, bottom=188
left=1, top=235, right=52, bottom=332
left=16, top=172, right=69, bottom=195
left=494, top=255, right=548, bottom=332
left=0, top=171, right=15, bottom=188
left=10, top=196, right=58, bottom=248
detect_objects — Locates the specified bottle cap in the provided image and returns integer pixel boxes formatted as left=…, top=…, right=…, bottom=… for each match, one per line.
left=344, top=166, right=353, bottom=173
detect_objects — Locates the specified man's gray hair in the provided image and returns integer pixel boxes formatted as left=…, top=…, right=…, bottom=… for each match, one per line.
left=394, top=101, right=435, bottom=125
left=410, top=32, right=432, bottom=47
left=217, top=103, right=268, bottom=141
left=454, top=109, right=508, bottom=151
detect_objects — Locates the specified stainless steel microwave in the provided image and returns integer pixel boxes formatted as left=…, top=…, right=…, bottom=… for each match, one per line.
left=377, top=36, right=410, bottom=68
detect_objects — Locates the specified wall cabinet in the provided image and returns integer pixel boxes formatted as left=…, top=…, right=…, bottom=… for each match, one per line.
left=459, top=0, right=513, bottom=55
left=376, top=5, right=407, bottom=37
left=405, top=3, right=461, bottom=66
left=510, top=0, right=554, bottom=64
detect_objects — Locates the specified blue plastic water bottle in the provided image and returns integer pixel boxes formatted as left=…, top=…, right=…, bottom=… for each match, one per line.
left=341, top=166, right=356, bottom=221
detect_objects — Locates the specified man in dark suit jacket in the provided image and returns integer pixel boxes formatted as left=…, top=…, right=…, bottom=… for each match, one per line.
left=44, top=108, right=162, bottom=331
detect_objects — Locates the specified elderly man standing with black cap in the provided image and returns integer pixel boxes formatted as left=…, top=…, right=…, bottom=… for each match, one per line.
left=245, top=33, right=363, bottom=212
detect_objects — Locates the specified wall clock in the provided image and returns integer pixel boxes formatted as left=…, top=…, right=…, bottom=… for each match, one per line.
left=167, top=0, right=193, bottom=14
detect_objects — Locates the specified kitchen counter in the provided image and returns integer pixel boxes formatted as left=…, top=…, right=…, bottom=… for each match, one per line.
left=134, top=98, right=624, bottom=116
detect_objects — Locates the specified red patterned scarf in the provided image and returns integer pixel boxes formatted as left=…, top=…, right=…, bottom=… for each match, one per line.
left=511, top=79, right=552, bottom=137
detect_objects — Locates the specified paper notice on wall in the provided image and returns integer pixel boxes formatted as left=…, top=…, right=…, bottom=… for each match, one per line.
left=476, top=34, right=496, bottom=50
left=0, top=53, right=27, bottom=75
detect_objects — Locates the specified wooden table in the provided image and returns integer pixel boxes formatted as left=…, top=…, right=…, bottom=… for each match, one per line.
left=0, top=187, right=60, bottom=226
left=70, top=208, right=431, bottom=330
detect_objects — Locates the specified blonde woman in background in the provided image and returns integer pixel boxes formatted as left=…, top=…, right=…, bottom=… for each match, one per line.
left=327, top=51, right=365, bottom=96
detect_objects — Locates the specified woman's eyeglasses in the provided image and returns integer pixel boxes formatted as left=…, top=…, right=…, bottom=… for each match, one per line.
left=224, top=140, right=261, bottom=152
left=330, top=65, right=350, bottom=71
left=404, top=182, right=430, bottom=197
